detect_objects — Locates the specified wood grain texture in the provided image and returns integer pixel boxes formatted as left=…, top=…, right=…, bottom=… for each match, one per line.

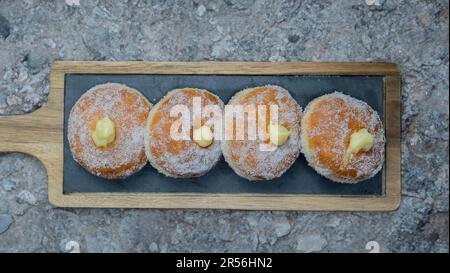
left=0, top=61, right=401, bottom=211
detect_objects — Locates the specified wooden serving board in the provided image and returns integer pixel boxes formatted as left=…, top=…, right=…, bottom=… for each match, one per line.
left=0, top=62, right=401, bottom=211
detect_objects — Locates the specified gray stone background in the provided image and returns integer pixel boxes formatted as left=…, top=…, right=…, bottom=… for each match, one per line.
left=0, top=0, right=448, bottom=253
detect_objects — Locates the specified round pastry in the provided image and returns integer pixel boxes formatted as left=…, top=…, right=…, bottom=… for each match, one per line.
left=301, top=91, right=385, bottom=183
left=222, top=85, right=303, bottom=180
left=68, top=83, right=152, bottom=179
left=145, top=88, right=224, bottom=178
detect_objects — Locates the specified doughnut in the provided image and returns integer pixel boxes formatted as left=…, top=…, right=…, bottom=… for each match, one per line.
left=301, top=91, right=385, bottom=183
left=68, top=83, right=152, bottom=179
left=222, top=85, right=303, bottom=180
left=145, top=88, right=224, bottom=178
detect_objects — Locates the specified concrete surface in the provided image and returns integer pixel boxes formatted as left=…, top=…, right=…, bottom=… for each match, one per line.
left=0, top=0, right=448, bottom=252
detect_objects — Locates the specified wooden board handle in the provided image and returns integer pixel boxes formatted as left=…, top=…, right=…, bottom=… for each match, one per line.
left=0, top=91, right=63, bottom=155
left=0, top=112, right=41, bottom=153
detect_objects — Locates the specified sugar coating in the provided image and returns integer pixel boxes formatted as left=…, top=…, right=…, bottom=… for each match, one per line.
left=222, top=85, right=303, bottom=180
left=68, top=83, right=152, bottom=179
left=301, top=91, right=385, bottom=183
